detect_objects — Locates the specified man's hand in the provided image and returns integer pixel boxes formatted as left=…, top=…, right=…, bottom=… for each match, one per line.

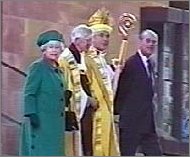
left=111, top=58, right=124, bottom=70
left=88, top=97, right=99, bottom=111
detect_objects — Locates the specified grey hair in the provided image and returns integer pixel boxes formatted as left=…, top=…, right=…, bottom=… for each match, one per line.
left=71, top=24, right=92, bottom=43
left=139, top=29, right=158, bottom=40
left=40, top=40, right=65, bottom=52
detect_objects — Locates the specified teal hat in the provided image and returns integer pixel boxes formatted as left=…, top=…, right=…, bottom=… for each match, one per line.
left=37, top=30, right=64, bottom=47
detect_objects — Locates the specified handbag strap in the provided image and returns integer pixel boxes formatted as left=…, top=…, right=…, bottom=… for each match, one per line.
left=65, top=90, right=72, bottom=111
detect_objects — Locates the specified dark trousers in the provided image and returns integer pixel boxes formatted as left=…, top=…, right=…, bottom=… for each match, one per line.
left=80, top=106, right=93, bottom=156
left=119, top=128, right=162, bottom=156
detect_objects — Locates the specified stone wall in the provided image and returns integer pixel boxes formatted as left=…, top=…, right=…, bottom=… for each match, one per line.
left=1, top=1, right=168, bottom=155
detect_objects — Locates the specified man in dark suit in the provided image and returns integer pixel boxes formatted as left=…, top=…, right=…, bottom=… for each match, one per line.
left=114, top=29, right=162, bottom=156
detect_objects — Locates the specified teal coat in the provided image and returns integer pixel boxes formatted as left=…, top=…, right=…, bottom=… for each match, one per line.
left=19, top=58, right=66, bottom=156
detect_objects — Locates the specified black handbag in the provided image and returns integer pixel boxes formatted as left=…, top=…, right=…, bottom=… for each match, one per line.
left=65, top=90, right=79, bottom=131
left=65, top=110, right=79, bottom=131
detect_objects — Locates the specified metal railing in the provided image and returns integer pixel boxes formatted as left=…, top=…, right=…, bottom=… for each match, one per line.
left=1, top=61, right=26, bottom=126
left=1, top=112, right=21, bottom=126
left=1, top=61, right=27, bottom=77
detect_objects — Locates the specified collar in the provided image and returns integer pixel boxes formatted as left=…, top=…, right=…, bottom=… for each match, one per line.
left=89, top=46, right=107, bottom=57
left=68, top=44, right=87, bottom=71
left=137, top=49, right=149, bottom=63
left=69, top=43, right=81, bottom=63
left=42, top=57, right=60, bottom=73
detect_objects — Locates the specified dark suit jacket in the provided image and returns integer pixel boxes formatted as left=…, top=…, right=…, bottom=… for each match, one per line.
left=114, top=52, right=156, bottom=134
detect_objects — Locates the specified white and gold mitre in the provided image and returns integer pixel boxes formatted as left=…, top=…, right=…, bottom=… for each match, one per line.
left=87, top=8, right=113, bottom=34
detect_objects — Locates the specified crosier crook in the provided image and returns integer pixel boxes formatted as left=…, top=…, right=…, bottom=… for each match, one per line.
left=113, top=13, right=137, bottom=66
left=112, top=13, right=137, bottom=95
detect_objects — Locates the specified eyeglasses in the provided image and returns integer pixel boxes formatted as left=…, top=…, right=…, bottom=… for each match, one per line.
left=145, top=38, right=158, bottom=45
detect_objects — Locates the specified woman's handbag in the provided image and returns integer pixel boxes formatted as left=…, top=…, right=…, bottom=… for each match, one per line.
left=65, top=90, right=79, bottom=131
left=65, top=111, right=79, bottom=131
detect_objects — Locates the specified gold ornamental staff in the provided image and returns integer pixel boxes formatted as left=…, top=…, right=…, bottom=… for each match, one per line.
left=113, top=13, right=137, bottom=66
left=112, top=13, right=137, bottom=94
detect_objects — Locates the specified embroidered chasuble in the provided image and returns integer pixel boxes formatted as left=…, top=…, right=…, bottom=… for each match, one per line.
left=85, top=49, right=120, bottom=156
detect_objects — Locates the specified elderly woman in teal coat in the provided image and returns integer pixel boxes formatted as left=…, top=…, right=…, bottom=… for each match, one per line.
left=19, top=30, right=66, bottom=156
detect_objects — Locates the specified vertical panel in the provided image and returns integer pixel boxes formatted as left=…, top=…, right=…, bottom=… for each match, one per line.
left=181, top=24, right=189, bottom=141
left=161, top=23, right=176, bottom=135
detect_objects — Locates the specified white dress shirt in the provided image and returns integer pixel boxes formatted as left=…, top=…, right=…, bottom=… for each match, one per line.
left=138, top=49, right=151, bottom=77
